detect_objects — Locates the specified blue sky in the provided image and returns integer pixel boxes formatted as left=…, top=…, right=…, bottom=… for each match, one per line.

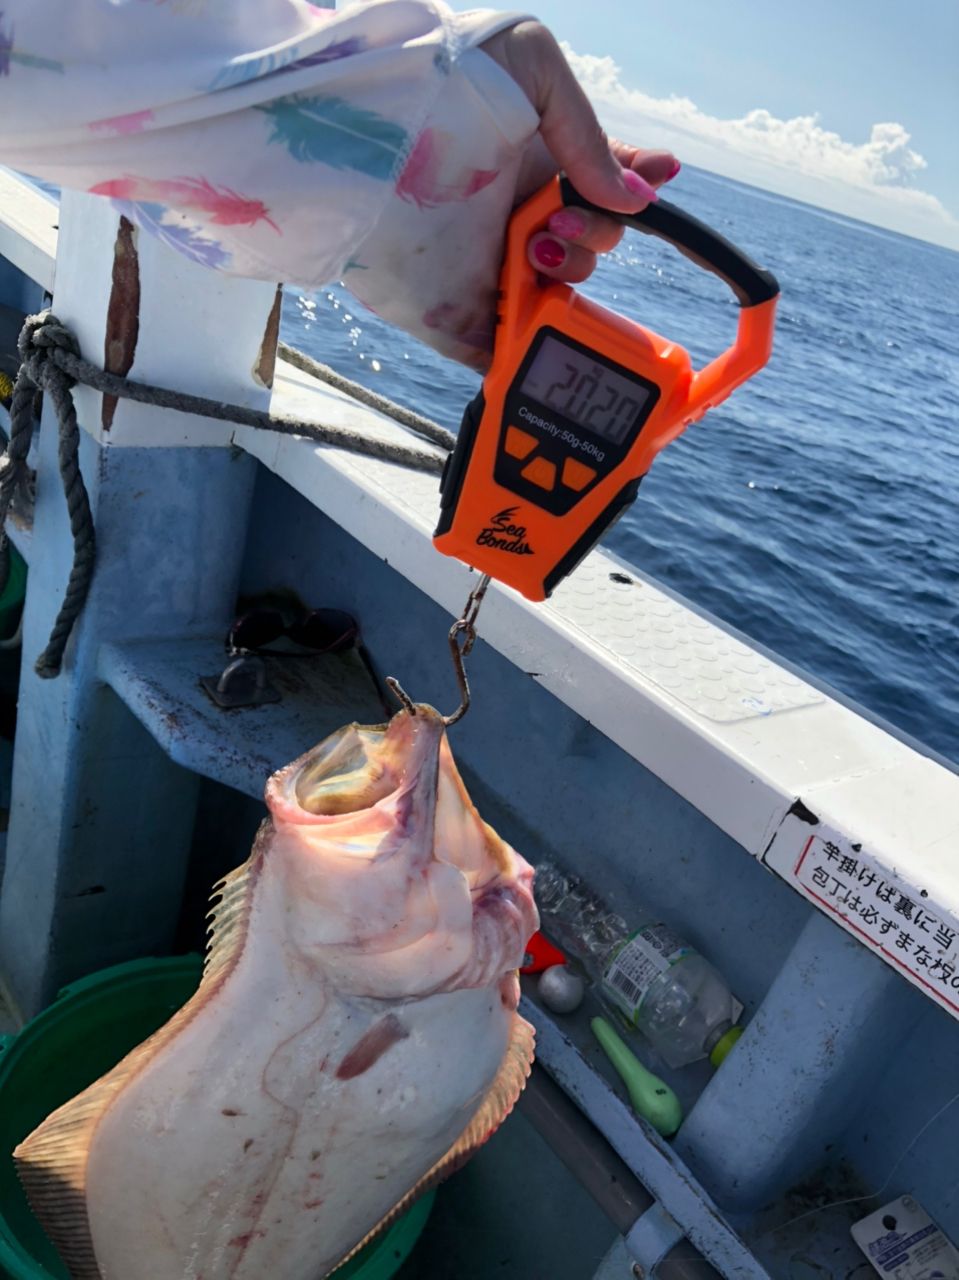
left=479, top=0, right=959, bottom=249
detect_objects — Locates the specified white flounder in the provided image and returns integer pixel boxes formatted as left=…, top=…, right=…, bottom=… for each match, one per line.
left=16, top=706, right=538, bottom=1279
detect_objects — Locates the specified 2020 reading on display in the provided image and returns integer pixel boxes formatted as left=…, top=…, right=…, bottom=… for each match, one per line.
left=519, top=334, right=651, bottom=445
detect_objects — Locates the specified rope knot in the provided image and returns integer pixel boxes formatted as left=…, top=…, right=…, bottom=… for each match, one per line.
left=1, top=312, right=94, bottom=678
left=17, top=311, right=81, bottom=389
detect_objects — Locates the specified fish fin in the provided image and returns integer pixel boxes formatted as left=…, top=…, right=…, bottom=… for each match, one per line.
left=202, top=824, right=266, bottom=987
left=14, top=835, right=267, bottom=1277
left=334, top=1009, right=535, bottom=1274
left=14, top=1082, right=107, bottom=1279
left=12, top=993, right=202, bottom=1280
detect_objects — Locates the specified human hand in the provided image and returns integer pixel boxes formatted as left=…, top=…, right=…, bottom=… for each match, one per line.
left=481, top=21, right=680, bottom=284
left=342, top=17, right=680, bottom=371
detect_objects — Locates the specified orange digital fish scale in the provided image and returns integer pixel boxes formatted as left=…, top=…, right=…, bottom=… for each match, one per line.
left=434, top=176, right=780, bottom=601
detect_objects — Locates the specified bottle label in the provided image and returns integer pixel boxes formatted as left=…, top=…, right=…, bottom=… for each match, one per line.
left=603, top=925, right=690, bottom=1020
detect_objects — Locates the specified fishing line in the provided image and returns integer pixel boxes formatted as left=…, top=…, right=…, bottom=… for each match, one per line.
left=760, top=1085, right=959, bottom=1237
left=659, top=1085, right=959, bottom=1263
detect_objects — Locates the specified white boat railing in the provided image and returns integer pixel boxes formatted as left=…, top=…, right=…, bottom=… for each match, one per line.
left=0, top=168, right=56, bottom=296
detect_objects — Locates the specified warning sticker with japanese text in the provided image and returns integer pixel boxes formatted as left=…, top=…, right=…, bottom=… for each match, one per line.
left=764, top=816, right=959, bottom=1020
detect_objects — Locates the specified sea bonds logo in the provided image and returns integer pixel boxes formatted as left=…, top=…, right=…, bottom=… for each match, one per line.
left=476, top=508, right=535, bottom=556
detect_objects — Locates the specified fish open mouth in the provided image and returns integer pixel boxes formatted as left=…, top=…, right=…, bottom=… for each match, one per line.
left=294, top=724, right=395, bottom=815
left=284, top=707, right=443, bottom=820
left=262, top=707, right=538, bottom=992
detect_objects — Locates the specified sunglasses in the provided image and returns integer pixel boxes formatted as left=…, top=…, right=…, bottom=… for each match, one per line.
left=225, top=606, right=393, bottom=717
left=227, top=607, right=358, bottom=658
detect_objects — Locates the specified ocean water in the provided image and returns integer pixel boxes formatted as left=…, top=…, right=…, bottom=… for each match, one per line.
left=281, top=167, right=959, bottom=765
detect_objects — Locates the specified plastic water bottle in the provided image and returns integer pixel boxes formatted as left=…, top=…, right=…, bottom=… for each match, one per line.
left=534, top=860, right=743, bottom=1070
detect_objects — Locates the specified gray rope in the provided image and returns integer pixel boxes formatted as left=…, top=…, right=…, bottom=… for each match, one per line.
left=0, top=314, right=95, bottom=678
left=277, top=342, right=456, bottom=453
left=39, top=339, right=448, bottom=475
left=0, top=364, right=36, bottom=642
left=0, top=310, right=453, bottom=678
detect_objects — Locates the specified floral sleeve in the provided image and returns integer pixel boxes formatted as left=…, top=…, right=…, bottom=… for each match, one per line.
left=0, top=0, right=540, bottom=365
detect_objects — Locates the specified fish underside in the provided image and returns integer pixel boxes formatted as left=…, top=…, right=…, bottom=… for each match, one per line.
left=15, top=705, right=538, bottom=1279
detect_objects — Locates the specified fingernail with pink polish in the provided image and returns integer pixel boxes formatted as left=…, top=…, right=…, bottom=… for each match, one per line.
left=548, top=210, right=585, bottom=239
left=622, top=169, right=659, bottom=202
left=534, top=237, right=566, bottom=269
left=667, top=160, right=682, bottom=181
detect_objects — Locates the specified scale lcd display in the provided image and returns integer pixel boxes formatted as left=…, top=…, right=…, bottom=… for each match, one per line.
left=519, top=335, right=651, bottom=444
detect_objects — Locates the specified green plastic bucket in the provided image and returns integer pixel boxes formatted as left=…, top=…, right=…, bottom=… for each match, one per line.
left=0, top=956, right=433, bottom=1279
left=0, top=544, right=26, bottom=641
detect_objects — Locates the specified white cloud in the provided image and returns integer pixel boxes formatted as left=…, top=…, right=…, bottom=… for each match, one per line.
left=562, top=43, right=959, bottom=251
